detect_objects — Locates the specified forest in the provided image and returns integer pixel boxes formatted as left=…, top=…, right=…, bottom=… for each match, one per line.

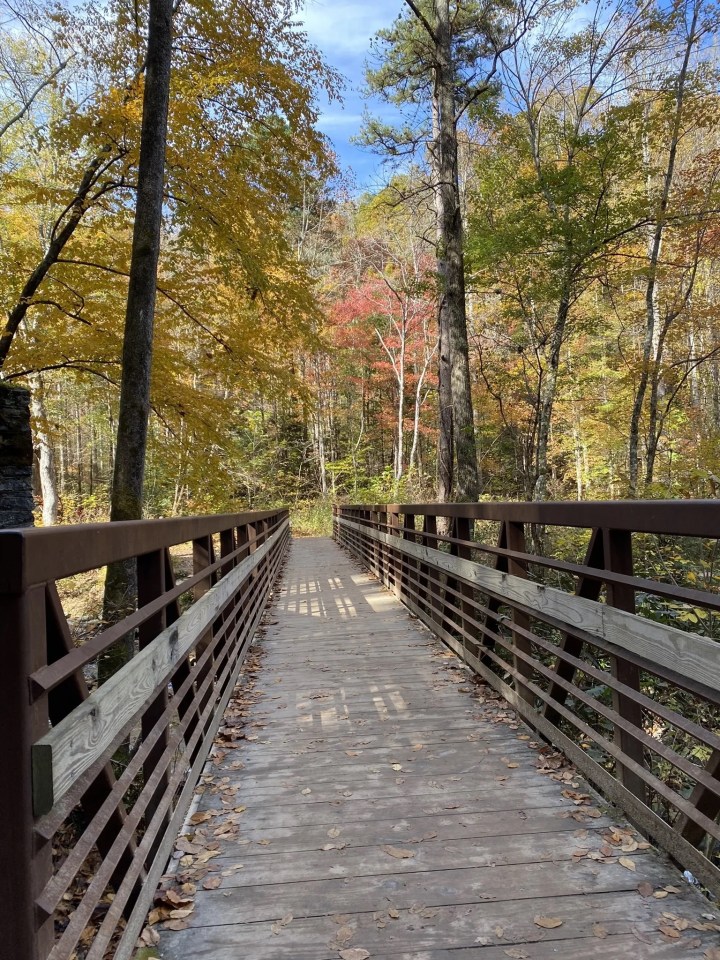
left=2, top=0, right=720, bottom=533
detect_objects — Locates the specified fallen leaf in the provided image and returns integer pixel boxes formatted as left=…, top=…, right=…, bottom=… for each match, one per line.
left=196, top=849, right=220, bottom=863
left=592, top=923, right=608, bottom=938
left=391, top=763, right=403, bottom=771
left=618, top=857, right=636, bottom=871
left=163, top=919, right=189, bottom=931
left=658, top=925, right=680, bottom=939
left=334, top=924, right=354, bottom=944
left=637, top=882, right=654, bottom=897
left=388, top=908, right=400, bottom=919
left=494, top=925, right=505, bottom=937
left=301, top=788, right=311, bottom=795
left=328, top=828, right=341, bottom=838
left=189, top=811, right=213, bottom=824
left=503, top=949, right=529, bottom=959
left=704, top=949, right=720, bottom=960
left=202, top=876, right=222, bottom=890
left=169, top=907, right=194, bottom=920
left=382, top=845, right=415, bottom=859
left=653, top=890, right=669, bottom=899
left=534, top=916, right=563, bottom=929
left=270, top=913, right=293, bottom=935
left=339, top=950, right=370, bottom=960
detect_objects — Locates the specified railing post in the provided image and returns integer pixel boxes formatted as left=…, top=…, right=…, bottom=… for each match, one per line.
left=401, top=513, right=415, bottom=602
left=454, top=516, right=475, bottom=657
left=419, top=513, right=438, bottom=622
left=192, top=534, right=217, bottom=741
left=371, top=510, right=381, bottom=579
left=387, top=508, right=399, bottom=592
left=0, top=555, right=54, bottom=960
left=376, top=509, right=387, bottom=585
left=545, top=528, right=604, bottom=725
left=603, top=527, right=646, bottom=803
left=506, top=520, right=534, bottom=705
left=137, top=549, right=170, bottom=838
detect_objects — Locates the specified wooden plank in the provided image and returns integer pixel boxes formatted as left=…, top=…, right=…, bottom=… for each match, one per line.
left=198, top=806, right=612, bottom=857
left=156, top=887, right=715, bottom=960
left=160, top=856, right=677, bottom=928
left=337, top=516, right=720, bottom=691
left=33, top=520, right=288, bottom=809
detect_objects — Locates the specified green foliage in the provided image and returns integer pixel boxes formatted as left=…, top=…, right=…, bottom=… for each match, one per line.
left=291, top=499, right=333, bottom=537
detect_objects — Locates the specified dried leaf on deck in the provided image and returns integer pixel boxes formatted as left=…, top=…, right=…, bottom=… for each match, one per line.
left=271, top=913, right=294, bottom=935
left=381, top=844, right=415, bottom=859
left=534, top=916, right=563, bottom=929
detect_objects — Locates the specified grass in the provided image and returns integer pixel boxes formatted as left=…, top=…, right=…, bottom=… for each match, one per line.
left=290, top=499, right=333, bottom=537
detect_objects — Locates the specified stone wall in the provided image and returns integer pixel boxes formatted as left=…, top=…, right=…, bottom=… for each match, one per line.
left=0, top=385, right=34, bottom=528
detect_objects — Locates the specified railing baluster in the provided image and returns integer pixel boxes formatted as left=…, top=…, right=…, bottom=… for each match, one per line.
left=544, top=527, right=604, bottom=725
left=137, top=548, right=170, bottom=839
left=506, top=520, right=534, bottom=706
left=603, top=527, right=646, bottom=803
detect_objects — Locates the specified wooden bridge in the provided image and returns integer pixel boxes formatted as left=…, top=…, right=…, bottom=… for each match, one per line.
left=1, top=501, right=719, bottom=960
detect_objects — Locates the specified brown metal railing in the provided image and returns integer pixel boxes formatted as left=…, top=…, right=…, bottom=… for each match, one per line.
left=0, top=508, right=289, bottom=960
left=335, top=500, right=720, bottom=898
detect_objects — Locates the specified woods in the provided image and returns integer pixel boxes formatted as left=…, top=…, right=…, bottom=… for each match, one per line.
left=2, top=0, right=720, bottom=527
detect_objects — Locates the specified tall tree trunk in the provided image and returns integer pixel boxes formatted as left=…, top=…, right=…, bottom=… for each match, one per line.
left=29, top=373, right=59, bottom=525
left=102, top=0, right=173, bottom=679
left=533, top=292, right=570, bottom=501
left=437, top=318, right=454, bottom=501
left=628, top=3, right=697, bottom=494
left=434, top=0, right=478, bottom=502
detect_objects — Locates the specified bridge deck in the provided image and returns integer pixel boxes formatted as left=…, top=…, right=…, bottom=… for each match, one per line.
left=154, top=537, right=719, bottom=959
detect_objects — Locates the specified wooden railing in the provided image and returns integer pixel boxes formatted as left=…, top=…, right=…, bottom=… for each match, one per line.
left=0, top=508, right=289, bottom=960
left=335, top=500, right=720, bottom=898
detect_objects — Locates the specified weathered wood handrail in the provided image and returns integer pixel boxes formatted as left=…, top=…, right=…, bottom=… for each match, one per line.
left=0, top=508, right=289, bottom=960
left=334, top=500, right=720, bottom=898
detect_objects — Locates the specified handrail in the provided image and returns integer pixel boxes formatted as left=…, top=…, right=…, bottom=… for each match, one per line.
left=334, top=500, right=720, bottom=899
left=0, top=509, right=290, bottom=960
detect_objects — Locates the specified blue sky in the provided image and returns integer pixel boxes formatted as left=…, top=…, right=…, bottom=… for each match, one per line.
left=299, top=0, right=405, bottom=191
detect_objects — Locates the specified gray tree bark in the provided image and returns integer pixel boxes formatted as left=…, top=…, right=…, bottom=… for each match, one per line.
left=429, top=0, right=479, bottom=502
left=102, top=0, right=174, bottom=677
left=29, top=373, right=59, bottom=525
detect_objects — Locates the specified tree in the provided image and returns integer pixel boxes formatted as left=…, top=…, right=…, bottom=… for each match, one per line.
left=468, top=0, right=658, bottom=499
left=627, top=0, right=720, bottom=493
left=363, top=0, right=537, bottom=501
left=110, top=0, right=172, bottom=526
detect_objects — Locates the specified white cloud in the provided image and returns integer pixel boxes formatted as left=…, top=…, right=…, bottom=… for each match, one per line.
left=317, top=111, right=366, bottom=129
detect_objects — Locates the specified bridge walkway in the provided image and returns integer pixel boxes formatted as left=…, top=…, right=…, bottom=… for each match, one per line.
left=154, top=536, right=719, bottom=959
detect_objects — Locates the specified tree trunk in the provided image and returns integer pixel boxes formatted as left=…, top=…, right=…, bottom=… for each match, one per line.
left=427, top=0, right=477, bottom=503
left=434, top=0, right=478, bottom=502
left=29, top=373, right=59, bottom=525
left=533, top=293, right=570, bottom=501
left=102, top=0, right=173, bottom=680
left=628, top=3, right=697, bottom=495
